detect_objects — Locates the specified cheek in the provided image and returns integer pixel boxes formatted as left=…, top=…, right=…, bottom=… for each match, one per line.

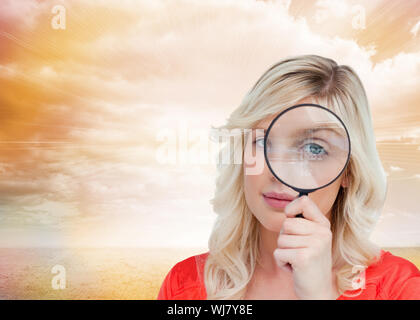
left=311, top=178, right=342, bottom=214
left=243, top=160, right=268, bottom=219
left=243, top=142, right=266, bottom=198
left=243, top=168, right=261, bottom=200
left=243, top=139, right=266, bottom=176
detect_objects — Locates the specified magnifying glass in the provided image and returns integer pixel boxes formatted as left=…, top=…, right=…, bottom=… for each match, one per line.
left=263, top=103, right=351, bottom=218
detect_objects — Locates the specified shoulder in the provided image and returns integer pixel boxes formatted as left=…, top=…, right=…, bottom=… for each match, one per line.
left=339, top=249, right=420, bottom=300
left=373, top=250, right=420, bottom=299
left=157, top=252, right=209, bottom=300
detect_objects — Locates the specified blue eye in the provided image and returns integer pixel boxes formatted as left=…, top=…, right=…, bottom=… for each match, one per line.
left=303, top=143, right=327, bottom=156
left=254, top=137, right=265, bottom=148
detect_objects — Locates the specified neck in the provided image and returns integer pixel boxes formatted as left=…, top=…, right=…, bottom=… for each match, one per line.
left=257, top=223, right=285, bottom=276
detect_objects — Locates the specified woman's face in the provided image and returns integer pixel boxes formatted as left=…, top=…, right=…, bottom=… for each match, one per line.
left=243, top=106, right=348, bottom=233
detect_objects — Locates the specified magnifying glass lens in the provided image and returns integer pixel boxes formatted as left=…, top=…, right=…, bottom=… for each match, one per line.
left=265, top=105, right=350, bottom=191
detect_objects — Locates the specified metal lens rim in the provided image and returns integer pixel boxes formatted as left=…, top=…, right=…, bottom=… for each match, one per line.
left=263, top=103, right=352, bottom=194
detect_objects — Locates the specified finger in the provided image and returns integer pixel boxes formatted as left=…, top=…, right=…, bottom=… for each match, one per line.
left=281, top=217, right=318, bottom=235
left=277, top=234, right=311, bottom=249
left=273, top=248, right=300, bottom=267
left=284, top=196, right=330, bottom=227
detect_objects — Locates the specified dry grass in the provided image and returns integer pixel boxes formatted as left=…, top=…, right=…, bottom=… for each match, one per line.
left=382, top=247, right=420, bottom=269
left=0, top=247, right=206, bottom=300
left=0, top=247, right=419, bottom=299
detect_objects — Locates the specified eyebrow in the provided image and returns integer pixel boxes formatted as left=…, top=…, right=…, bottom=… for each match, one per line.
left=294, top=126, right=345, bottom=137
left=253, top=125, right=346, bottom=138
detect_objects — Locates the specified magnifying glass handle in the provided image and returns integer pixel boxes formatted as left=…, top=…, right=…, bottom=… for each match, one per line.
left=295, top=191, right=308, bottom=219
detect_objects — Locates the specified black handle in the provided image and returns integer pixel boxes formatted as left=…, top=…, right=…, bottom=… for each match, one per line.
left=295, top=191, right=308, bottom=218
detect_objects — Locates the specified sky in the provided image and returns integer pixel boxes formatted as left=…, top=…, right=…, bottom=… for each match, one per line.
left=0, top=0, right=420, bottom=248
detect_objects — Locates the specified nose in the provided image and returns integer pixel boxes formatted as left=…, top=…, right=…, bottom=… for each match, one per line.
left=269, top=170, right=281, bottom=184
left=268, top=170, right=299, bottom=196
left=269, top=172, right=277, bottom=182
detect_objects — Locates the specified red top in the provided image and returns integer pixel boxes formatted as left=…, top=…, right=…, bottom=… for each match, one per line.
left=157, top=250, right=420, bottom=300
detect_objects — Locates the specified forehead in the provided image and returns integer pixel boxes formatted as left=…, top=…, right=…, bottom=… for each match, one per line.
left=255, top=98, right=320, bottom=130
left=253, top=106, right=348, bottom=144
left=254, top=113, right=277, bottom=130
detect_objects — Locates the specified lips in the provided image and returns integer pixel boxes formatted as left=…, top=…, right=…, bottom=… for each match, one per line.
left=263, top=192, right=296, bottom=201
left=262, top=192, right=297, bottom=209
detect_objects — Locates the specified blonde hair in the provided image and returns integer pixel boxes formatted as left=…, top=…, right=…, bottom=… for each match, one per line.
left=204, top=55, right=388, bottom=299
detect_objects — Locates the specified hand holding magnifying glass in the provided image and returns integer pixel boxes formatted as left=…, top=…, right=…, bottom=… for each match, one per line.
left=274, top=194, right=337, bottom=299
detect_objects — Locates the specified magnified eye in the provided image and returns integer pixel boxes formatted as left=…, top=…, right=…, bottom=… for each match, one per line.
left=303, top=142, right=327, bottom=158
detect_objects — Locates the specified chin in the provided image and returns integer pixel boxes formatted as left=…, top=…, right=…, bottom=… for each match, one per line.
left=259, top=213, right=286, bottom=232
left=262, top=223, right=282, bottom=233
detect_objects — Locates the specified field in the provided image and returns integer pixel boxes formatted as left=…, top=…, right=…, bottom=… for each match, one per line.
left=0, top=247, right=419, bottom=300
left=383, top=247, right=420, bottom=268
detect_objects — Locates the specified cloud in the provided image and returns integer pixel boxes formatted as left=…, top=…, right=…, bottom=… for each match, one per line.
left=0, top=0, right=419, bottom=247
left=314, top=0, right=352, bottom=21
left=0, top=0, right=48, bottom=30
left=389, top=166, right=404, bottom=172
left=410, top=20, right=420, bottom=37
left=372, top=209, right=420, bottom=247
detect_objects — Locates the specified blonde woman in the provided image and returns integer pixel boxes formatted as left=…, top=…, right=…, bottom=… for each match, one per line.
left=157, top=55, right=420, bottom=300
